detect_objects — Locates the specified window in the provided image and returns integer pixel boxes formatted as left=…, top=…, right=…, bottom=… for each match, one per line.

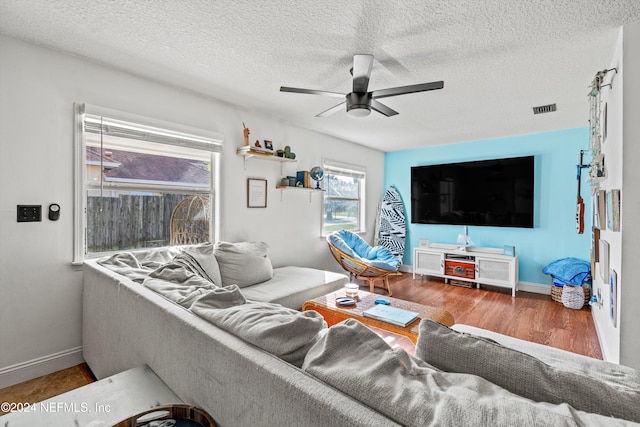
left=322, top=160, right=366, bottom=236
left=73, top=104, right=223, bottom=262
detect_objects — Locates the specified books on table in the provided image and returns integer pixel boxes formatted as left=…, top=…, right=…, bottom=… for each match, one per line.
left=362, top=304, right=419, bottom=327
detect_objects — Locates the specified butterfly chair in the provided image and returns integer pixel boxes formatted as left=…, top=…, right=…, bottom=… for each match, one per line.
left=327, top=230, right=400, bottom=296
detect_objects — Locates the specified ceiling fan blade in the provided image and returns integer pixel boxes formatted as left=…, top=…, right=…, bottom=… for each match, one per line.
left=315, top=101, right=346, bottom=117
left=370, top=100, right=399, bottom=117
left=280, top=86, right=345, bottom=98
left=352, top=54, right=374, bottom=93
left=370, top=81, right=444, bottom=99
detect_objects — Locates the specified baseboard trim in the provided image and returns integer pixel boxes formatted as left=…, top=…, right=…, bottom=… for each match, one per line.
left=591, top=310, right=615, bottom=363
left=0, top=346, right=84, bottom=389
left=517, top=281, right=551, bottom=295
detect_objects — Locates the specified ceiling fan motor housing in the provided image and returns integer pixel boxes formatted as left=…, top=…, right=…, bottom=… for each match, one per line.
left=346, top=92, right=371, bottom=113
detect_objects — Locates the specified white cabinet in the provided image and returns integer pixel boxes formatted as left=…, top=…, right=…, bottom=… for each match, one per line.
left=413, top=244, right=518, bottom=297
left=414, top=250, right=444, bottom=276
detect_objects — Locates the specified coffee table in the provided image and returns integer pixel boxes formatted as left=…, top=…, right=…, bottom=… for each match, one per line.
left=302, top=289, right=454, bottom=344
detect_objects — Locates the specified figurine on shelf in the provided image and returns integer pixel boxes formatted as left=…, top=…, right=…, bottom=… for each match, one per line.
left=254, top=140, right=262, bottom=148
left=242, top=122, right=250, bottom=146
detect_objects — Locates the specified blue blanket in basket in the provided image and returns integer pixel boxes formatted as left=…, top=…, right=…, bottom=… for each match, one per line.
left=542, top=257, right=591, bottom=286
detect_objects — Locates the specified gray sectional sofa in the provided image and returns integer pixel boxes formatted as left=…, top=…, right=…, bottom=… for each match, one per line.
left=82, top=243, right=640, bottom=426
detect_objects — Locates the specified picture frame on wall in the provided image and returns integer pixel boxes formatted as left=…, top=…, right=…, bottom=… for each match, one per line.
left=592, top=226, right=600, bottom=262
left=607, top=191, right=613, bottom=230
left=247, top=178, right=267, bottom=208
left=611, top=189, right=621, bottom=231
left=602, top=102, right=608, bottom=143
left=609, top=268, right=618, bottom=328
left=597, top=190, right=607, bottom=230
left=599, top=239, right=610, bottom=283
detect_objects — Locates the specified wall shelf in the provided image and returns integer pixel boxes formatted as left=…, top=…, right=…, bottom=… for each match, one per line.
left=236, top=150, right=296, bottom=172
left=276, top=185, right=324, bottom=202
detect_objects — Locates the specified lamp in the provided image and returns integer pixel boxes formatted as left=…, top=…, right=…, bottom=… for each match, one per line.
left=346, top=93, right=371, bottom=118
left=347, top=107, right=371, bottom=118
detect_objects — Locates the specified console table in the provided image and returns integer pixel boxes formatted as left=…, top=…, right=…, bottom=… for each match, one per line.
left=413, top=243, right=518, bottom=297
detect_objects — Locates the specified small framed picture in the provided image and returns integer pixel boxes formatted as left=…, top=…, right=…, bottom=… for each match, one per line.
left=610, top=189, right=621, bottom=231
left=609, top=268, right=617, bottom=327
left=602, top=102, right=608, bottom=143
left=599, top=239, right=609, bottom=283
left=264, top=140, right=273, bottom=151
left=247, top=178, right=267, bottom=208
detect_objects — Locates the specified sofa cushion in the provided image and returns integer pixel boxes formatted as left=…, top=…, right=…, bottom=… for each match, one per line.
left=239, top=266, right=348, bottom=310
left=416, top=319, right=640, bottom=422
left=181, top=242, right=223, bottom=286
left=214, top=241, right=273, bottom=287
left=191, top=300, right=326, bottom=367
left=302, top=319, right=619, bottom=426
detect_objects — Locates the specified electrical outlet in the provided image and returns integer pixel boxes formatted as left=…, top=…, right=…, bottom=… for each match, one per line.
left=17, top=205, right=42, bottom=222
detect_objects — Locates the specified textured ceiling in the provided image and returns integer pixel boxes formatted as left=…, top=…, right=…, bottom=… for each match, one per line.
left=1, top=1, right=639, bottom=152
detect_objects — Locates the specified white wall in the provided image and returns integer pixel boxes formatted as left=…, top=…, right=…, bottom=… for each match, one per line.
left=590, top=29, right=623, bottom=363
left=0, top=35, right=384, bottom=386
left=619, top=21, right=640, bottom=370
left=591, top=21, right=640, bottom=370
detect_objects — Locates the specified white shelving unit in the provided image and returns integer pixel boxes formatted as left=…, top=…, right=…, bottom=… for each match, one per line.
left=236, top=150, right=296, bottom=173
left=413, top=243, right=518, bottom=297
left=275, top=185, right=324, bottom=202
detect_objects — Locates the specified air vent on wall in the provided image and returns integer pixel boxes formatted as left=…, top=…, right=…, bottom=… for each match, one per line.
left=533, top=103, right=557, bottom=114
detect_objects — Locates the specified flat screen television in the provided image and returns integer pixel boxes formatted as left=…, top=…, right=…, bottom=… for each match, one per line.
left=411, top=156, right=534, bottom=228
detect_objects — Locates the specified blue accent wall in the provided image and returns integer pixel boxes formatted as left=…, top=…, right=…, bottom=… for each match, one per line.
left=384, top=128, right=592, bottom=285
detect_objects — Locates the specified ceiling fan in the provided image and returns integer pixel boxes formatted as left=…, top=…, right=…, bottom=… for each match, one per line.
left=280, top=54, right=444, bottom=118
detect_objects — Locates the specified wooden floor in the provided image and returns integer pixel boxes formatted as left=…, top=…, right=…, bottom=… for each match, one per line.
left=0, top=363, right=95, bottom=415
left=0, top=273, right=601, bottom=413
left=373, top=273, right=602, bottom=359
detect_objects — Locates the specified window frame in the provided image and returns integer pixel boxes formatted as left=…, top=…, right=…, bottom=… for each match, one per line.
left=321, top=160, right=366, bottom=237
left=73, top=103, right=223, bottom=263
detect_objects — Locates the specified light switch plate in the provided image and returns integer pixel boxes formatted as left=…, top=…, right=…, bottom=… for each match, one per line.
left=17, top=205, right=42, bottom=222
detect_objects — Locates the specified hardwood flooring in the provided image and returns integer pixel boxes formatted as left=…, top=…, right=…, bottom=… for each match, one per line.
left=0, top=363, right=95, bottom=415
left=370, top=273, right=602, bottom=359
left=0, top=272, right=601, bottom=413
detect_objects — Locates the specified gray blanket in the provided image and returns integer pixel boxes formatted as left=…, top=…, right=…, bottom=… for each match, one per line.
left=98, top=249, right=325, bottom=368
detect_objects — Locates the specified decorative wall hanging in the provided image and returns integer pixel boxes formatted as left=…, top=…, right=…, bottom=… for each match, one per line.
left=599, top=239, right=609, bottom=283
left=597, top=190, right=607, bottom=230
left=247, top=178, right=267, bottom=208
left=587, top=68, right=617, bottom=187
left=592, top=226, right=600, bottom=262
left=610, top=189, right=621, bottom=231
left=609, top=268, right=618, bottom=327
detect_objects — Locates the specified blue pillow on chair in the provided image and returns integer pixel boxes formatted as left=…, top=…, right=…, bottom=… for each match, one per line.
left=327, top=230, right=399, bottom=271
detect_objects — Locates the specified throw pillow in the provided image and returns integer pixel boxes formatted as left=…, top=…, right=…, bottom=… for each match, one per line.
left=181, top=242, right=223, bottom=286
left=191, top=300, right=326, bottom=367
left=415, top=319, right=640, bottom=422
left=302, top=319, right=618, bottom=426
left=214, top=241, right=273, bottom=287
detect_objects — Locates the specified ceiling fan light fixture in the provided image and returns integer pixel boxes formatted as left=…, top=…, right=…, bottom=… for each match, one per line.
left=347, top=106, right=371, bottom=118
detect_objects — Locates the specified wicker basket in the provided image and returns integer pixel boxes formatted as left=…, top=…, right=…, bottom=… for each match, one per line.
left=551, top=280, right=591, bottom=308
left=562, top=284, right=586, bottom=309
left=551, top=284, right=563, bottom=303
